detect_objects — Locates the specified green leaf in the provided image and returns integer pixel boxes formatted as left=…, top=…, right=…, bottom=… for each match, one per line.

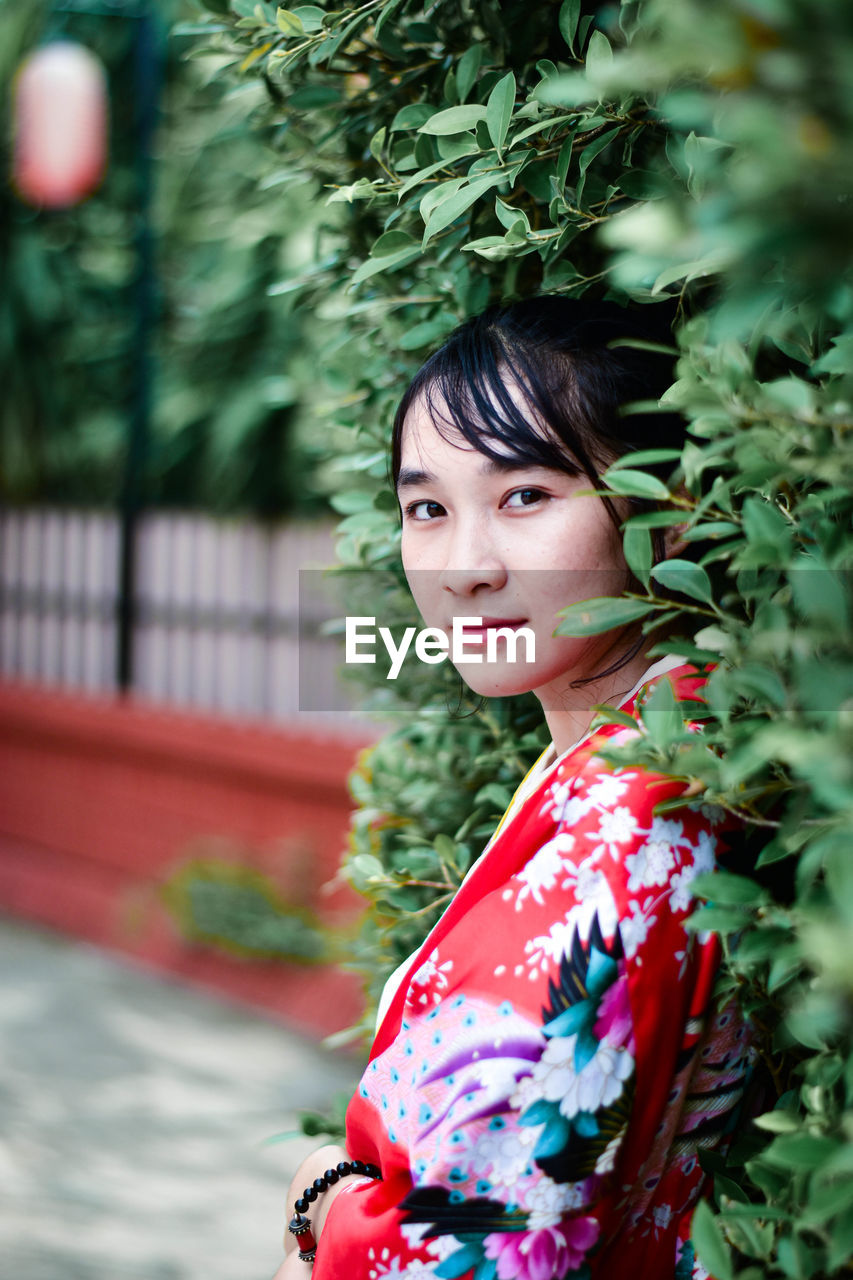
left=603, top=467, right=671, bottom=500
left=607, top=448, right=681, bottom=471
left=576, top=125, right=620, bottom=203
left=555, top=596, right=657, bottom=636
left=287, top=85, right=340, bottom=110
left=753, top=1109, right=801, bottom=1134
left=422, top=173, right=506, bottom=246
left=326, top=178, right=385, bottom=203
left=691, top=1200, right=733, bottom=1280
left=763, top=1133, right=838, bottom=1171
left=398, top=317, right=454, bottom=350
left=686, top=905, right=752, bottom=935
left=623, top=523, right=652, bottom=589
left=456, top=45, right=483, bottom=103
left=419, top=105, right=489, bottom=136
left=690, top=870, right=764, bottom=905
left=622, top=509, right=688, bottom=529
left=291, top=6, right=325, bottom=31
left=462, top=235, right=523, bottom=261
left=640, top=674, right=683, bottom=746
left=350, top=853, right=385, bottom=882
left=651, top=560, right=714, bottom=605
left=349, top=245, right=421, bottom=285
left=390, top=103, right=434, bottom=131
left=486, top=71, right=516, bottom=157
left=371, top=230, right=416, bottom=256
left=585, top=28, right=613, bottom=79
left=433, top=833, right=457, bottom=863
left=558, top=0, right=582, bottom=53
left=369, top=127, right=387, bottom=163
left=276, top=7, right=304, bottom=36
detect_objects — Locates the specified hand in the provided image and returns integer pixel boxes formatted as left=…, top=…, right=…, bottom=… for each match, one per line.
left=272, top=1249, right=310, bottom=1280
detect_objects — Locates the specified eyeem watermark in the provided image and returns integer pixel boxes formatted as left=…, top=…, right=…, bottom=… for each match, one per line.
left=345, top=616, right=536, bottom=680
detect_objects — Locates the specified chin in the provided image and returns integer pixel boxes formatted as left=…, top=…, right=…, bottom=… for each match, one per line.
left=452, top=661, right=549, bottom=700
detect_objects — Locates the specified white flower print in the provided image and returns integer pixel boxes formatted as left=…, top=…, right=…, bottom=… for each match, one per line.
left=470, top=1122, right=539, bottom=1192
left=625, top=839, right=675, bottom=892
left=525, top=888, right=619, bottom=973
left=524, top=1033, right=633, bottom=1119
left=400, top=1224, right=428, bottom=1251
left=585, top=772, right=633, bottom=809
left=594, top=1126, right=626, bottom=1176
left=669, top=867, right=696, bottom=914
left=649, top=815, right=689, bottom=850
left=524, top=918, right=577, bottom=973
left=368, top=1246, right=437, bottom=1278
left=408, top=949, right=453, bottom=1006
left=568, top=860, right=610, bottom=903
left=424, top=1235, right=461, bottom=1263
left=588, top=805, right=640, bottom=859
left=690, top=798, right=726, bottom=827
left=619, top=898, right=657, bottom=960
left=652, top=1203, right=673, bottom=1232
left=668, top=828, right=716, bottom=911
left=625, top=816, right=687, bottom=892
left=542, top=779, right=595, bottom=826
left=514, top=833, right=575, bottom=910
left=524, top=1174, right=588, bottom=1230
left=691, top=827, right=717, bottom=875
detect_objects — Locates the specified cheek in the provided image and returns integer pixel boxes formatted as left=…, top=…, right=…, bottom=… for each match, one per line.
left=403, top=564, right=442, bottom=627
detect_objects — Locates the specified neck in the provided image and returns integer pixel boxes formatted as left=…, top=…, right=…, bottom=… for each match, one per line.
left=538, top=647, right=655, bottom=756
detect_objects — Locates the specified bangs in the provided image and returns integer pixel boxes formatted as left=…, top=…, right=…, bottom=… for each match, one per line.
left=397, top=325, right=599, bottom=485
left=390, top=296, right=682, bottom=502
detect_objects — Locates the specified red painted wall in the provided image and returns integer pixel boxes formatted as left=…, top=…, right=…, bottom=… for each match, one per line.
left=0, top=680, right=376, bottom=1040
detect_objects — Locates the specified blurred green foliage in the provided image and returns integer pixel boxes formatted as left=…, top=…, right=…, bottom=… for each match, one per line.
left=161, top=856, right=328, bottom=960
left=0, top=0, right=324, bottom=513
left=126, top=0, right=853, bottom=1272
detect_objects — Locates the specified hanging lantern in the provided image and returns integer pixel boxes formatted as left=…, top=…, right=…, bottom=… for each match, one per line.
left=13, top=41, right=109, bottom=209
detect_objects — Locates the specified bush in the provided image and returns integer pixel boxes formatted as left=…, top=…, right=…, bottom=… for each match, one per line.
left=181, top=1, right=853, bottom=1273
left=0, top=0, right=322, bottom=513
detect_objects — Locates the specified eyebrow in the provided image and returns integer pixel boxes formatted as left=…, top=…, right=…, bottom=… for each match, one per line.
left=395, top=456, right=536, bottom=492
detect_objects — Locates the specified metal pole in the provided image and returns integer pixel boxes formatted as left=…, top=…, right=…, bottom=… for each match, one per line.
left=117, top=1, right=158, bottom=692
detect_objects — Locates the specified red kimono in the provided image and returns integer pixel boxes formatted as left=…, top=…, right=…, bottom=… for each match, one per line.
left=315, top=664, right=751, bottom=1280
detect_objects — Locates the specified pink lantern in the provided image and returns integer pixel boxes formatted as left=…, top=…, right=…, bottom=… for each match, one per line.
left=13, top=41, right=109, bottom=209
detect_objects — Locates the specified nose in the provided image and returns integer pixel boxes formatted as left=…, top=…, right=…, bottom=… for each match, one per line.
left=437, top=518, right=507, bottom=598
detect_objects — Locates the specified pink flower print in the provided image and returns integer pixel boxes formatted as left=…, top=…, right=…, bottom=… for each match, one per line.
left=484, top=1218, right=599, bottom=1280
left=593, top=971, right=635, bottom=1054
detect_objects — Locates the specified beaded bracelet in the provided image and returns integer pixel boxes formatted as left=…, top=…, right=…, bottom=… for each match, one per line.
left=287, top=1159, right=382, bottom=1264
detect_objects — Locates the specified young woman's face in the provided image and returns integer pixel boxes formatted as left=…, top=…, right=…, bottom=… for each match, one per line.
left=397, top=393, right=633, bottom=708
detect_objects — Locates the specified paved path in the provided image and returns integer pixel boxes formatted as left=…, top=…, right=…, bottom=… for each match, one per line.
left=0, top=915, right=359, bottom=1280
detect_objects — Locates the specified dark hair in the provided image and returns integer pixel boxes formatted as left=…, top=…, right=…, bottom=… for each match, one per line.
left=391, top=295, right=683, bottom=541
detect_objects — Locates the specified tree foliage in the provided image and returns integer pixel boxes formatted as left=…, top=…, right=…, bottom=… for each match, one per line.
left=185, top=0, right=853, bottom=1272
left=0, top=0, right=322, bottom=513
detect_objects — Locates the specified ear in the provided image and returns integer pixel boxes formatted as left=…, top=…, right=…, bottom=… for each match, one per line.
left=660, top=484, right=691, bottom=560
left=662, top=517, right=689, bottom=560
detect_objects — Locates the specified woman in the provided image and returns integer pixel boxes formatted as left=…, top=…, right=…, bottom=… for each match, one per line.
left=276, top=299, right=752, bottom=1280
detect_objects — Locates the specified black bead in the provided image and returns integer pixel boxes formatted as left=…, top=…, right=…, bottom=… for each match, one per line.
left=366, top=1164, right=381, bottom=1179
left=305, top=1186, right=318, bottom=1203
left=295, top=1197, right=309, bottom=1215
left=351, top=1159, right=366, bottom=1175
left=336, top=1160, right=352, bottom=1177
left=324, top=1168, right=340, bottom=1184
left=313, top=1176, right=327, bottom=1194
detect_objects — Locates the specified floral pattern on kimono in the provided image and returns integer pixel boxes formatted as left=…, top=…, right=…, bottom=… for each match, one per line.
left=314, top=666, right=754, bottom=1280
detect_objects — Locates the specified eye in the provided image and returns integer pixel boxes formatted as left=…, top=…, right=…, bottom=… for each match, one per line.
left=503, top=487, right=548, bottom=509
left=404, top=499, right=445, bottom=522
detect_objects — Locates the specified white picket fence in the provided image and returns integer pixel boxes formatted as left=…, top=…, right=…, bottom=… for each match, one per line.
left=0, top=507, right=360, bottom=726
